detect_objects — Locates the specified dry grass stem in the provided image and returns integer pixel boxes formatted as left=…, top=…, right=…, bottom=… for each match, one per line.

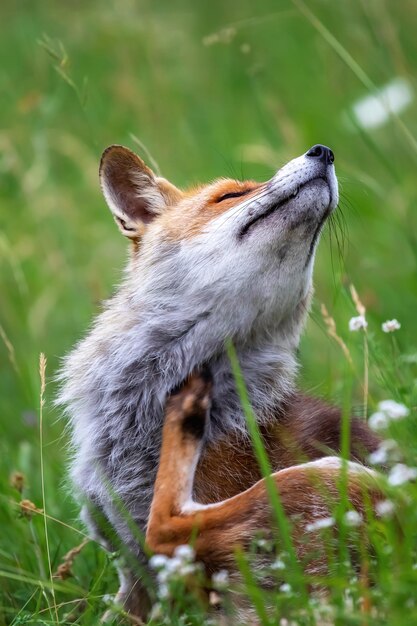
left=321, top=303, right=353, bottom=366
left=53, top=539, right=89, bottom=580
left=19, top=499, right=43, bottom=519
left=7, top=497, right=91, bottom=538
left=39, top=353, right=59, bottom=622
left=350, top=285, right=369, bottom=417
left=0, top=323, right=19, bottom=375
left=350, top=284, right=366, bottom=317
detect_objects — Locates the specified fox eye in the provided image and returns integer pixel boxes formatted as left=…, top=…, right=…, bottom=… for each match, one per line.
left=216, top=189, right=252, bottom=203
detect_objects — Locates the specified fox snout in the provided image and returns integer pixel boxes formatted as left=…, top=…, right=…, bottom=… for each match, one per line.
left=306, top=143, right=334, bottom=164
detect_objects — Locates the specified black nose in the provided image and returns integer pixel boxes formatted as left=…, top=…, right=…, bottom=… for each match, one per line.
left=306, top=144, right=334, bottom=165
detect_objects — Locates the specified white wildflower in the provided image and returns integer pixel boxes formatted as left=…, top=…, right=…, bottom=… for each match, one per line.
left=403, top=353, right=417, bottom=364
left=255, top=537, right=272, bottom=551
left=369, top=401, right=409, bottom=430
left=151, top=547, right=200, bottom=599
left=279, top=583, right=292, bottom=593
left=369, top=447, right=388, bottom=465
left=158, top=583, right=170, bottom=599
left=378, top=400, right=409, bottom=420
left=149, top=554, right=169, bottom=570
left=102, top=594, right=114, bottom=605
left=164, top=556, right=183, bottom=574
left=349, top=315, right=367, bottom=331
left=382, top=438, right=398, bottom=452
left=344, top=510, right=362, bottom=527
left=174, top=544, right=195, bottom=563
left=149, top=602, right=163, bottom=621
left=368, top=439, right=398, bottom=465
left=375, top=499, right=395, bottom=518
left=306, top=516, right=335, bottom=532
left=156, top=568, right=170, bottom=585
left=368, top=411, right=390, bottom=431
left=271, top=558, right=286, bottom=571
left=382, top=319, right=401, bottom=333
left=388, top=463, right=417, bottom=486
left=177, top=563, right=196, bottom=577
left=351, top=77, right=413, bottom=130
left=212, top=569, right=229, bottom=590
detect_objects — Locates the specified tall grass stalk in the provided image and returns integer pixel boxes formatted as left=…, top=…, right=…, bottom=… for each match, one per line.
left=39, top=353, right=59, bottom=623
left=226, top=341, right=309, bottom=603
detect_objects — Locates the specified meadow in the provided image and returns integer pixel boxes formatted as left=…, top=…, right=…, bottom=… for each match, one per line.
left=1, top=0, right=417, bottom=624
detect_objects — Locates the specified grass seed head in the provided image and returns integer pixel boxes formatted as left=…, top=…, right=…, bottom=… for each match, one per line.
left=10, top=471, right=25, bottom=493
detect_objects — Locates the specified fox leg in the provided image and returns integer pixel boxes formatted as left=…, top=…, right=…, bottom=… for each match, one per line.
left=146, top=374, right=380, bottom=576
left=145, top=372, right=265, bottom=563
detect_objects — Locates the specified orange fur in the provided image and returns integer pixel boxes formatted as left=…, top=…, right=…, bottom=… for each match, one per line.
left=156, top=179, right=263, bottom=241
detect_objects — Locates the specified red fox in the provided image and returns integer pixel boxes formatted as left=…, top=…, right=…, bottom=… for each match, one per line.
left=58, top=144, right=380, bottom=619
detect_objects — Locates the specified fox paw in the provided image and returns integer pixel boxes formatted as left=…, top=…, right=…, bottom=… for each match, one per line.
left=166, top=370, right=212, bottom=438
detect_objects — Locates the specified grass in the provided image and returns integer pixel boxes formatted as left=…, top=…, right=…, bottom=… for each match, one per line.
left=1, top=0, right=417, bottom=623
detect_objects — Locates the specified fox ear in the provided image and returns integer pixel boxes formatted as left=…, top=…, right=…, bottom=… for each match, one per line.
left=99, top=145, right=182, bottom=239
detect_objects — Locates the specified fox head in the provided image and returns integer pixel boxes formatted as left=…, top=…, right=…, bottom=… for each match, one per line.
left=99, top=144, right=338, bottom=356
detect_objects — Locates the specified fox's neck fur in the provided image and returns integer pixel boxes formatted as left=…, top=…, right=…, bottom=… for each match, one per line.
left=59, top=269, right=307, bottom=508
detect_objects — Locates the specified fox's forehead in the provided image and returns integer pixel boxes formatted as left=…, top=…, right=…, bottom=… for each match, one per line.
left=184, top=178, right=259, bottom=200
left=157, top=177, right=263, bottom=240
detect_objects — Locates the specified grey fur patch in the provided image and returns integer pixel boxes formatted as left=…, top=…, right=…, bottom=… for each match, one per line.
left=57, top=292, right=300, bottom=557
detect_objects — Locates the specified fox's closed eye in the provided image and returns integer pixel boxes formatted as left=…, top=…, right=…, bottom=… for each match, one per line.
left=216, top=189, right=252, bottom=203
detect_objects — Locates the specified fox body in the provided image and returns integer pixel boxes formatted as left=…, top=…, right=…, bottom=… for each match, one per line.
left=58, top=144, right=379, bottom=617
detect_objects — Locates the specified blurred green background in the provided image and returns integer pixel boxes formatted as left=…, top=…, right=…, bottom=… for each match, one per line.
left=1, top=0, right=417, bottom=618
